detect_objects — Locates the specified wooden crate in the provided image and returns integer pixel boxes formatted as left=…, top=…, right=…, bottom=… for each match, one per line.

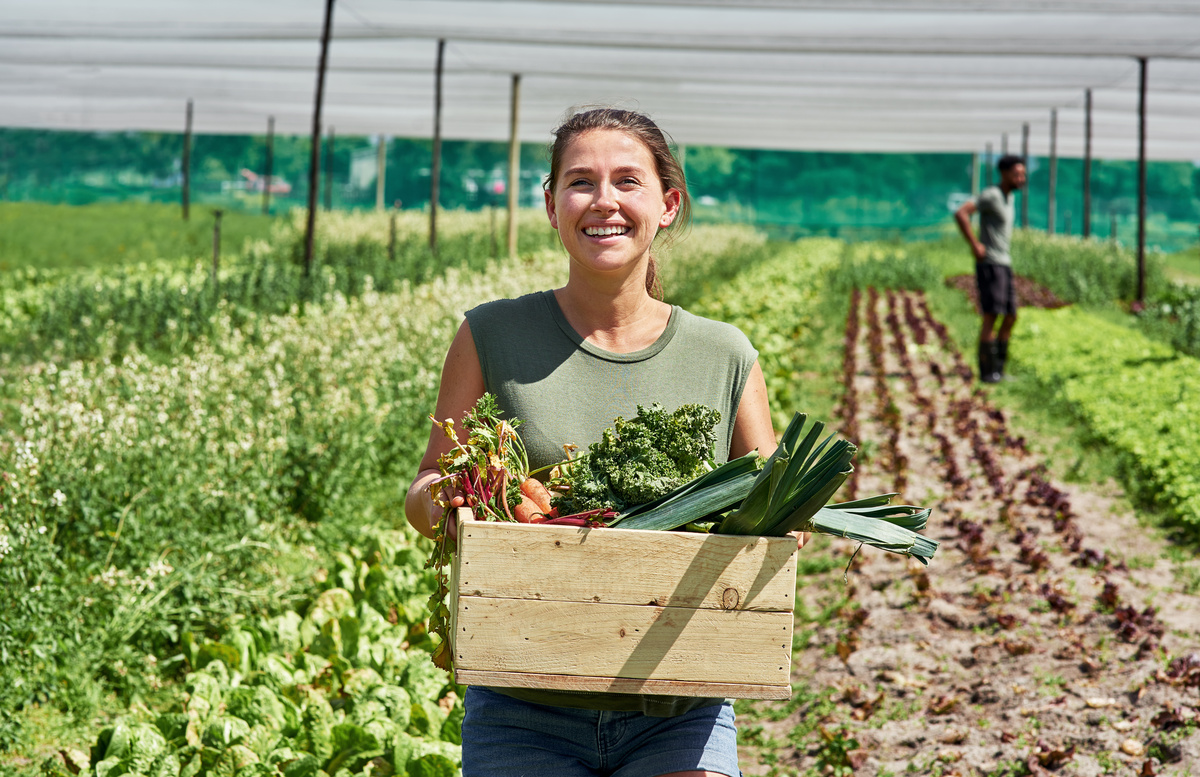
left=449, top=508, right=797, bottom=700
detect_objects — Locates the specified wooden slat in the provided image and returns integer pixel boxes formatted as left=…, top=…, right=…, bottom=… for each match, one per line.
left=453, top=596, right=792, bottom=687
left=455, top=516, right=796, bottom=613
left=452, top=669, right=792, bottom=700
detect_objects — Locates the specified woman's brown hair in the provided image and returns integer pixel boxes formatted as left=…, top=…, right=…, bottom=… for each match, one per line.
left=543, top=107, right=691, bottom=300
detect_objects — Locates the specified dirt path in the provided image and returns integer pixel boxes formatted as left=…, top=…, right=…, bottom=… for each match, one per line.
left=738, top=288, right=1200, bottom=777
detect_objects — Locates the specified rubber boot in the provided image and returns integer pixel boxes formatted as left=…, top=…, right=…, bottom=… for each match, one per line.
left=978, top=341, right=1001, bottom=383
left=995, top=339, right=1009, bottom=379
left=977, top=341, right=993, bottom=383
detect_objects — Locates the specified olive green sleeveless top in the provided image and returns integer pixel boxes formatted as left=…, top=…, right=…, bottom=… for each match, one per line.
left=463, top=289, right=759, bottom=717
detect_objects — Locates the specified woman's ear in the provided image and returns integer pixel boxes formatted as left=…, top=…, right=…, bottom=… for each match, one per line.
left=659, top=187, right=682, bottom=228
left=545, top=188, right=559, bottom=230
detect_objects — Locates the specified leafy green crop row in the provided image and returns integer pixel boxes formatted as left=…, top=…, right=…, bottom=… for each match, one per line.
left=1014, top=306, right=1200, bottom=529
left=0, top=208, right=561, bottom=364
left=0, top=202, right=275, bottom=275
left=1011, top=231, right=1169, bottom=307
left=688, top=238, right=845, bottom=430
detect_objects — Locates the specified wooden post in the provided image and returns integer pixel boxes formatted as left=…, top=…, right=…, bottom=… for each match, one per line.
left=1020, top=122, right=1030, bottom=228
left=376, top=136, right=387, bottom=210
left=1136, top=57, right=1148, bottom=305
left=507, top=73, right=522, bottom=259
left=388, top=208, right=397, bottom=262
left=1048, top=108, right=1057, bottom=235
left=303, top=0, right=335, bottom=278
left=211, top=209, right=223, bottom=292
left=1083, top=88, right=1093, bottom=238
left=324, top=126, right=335, bottom=211
left=489, top=205, right=498, bottom=258
left=430, top=38, right=445, bottom=253
left=263, top=116, right=275, bottom=215
left=985, top=141, right=993, bottom=187
left=182, top=98, right=193, bottom=220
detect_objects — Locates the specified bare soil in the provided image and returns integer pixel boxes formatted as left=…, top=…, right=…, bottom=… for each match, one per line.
left=944, top=274, right=1071, bottom=313
left=736, top=287, right=1200, bottom=777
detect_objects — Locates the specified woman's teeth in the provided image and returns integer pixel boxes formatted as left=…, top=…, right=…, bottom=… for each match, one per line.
left=584, top=226, right=629, bottom=236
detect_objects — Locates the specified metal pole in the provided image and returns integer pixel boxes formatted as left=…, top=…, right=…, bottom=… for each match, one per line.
left=303, top=0, right=335, bottom=278
left=985, top=141, right=993, bottom=187
left=1083, top=88, right=1093, bottom=238
left=507, top=73, right=521, bottom=259
left=1048, top=108, right=1057, bottom=235
left=1020, top=122, right=1030, bottom=228
left=182, top=98, right=193, bottom=220
left=1001, top=133, right=1008, bottom=156
left=970, top=152, right=980, bottom=202
left=1136, top=57, right=1147, bottom=304
left=324, top=126, right=335, bottom=211
left=263, top=116, right=275, bottom=215
left=376, top=136, right=387, bottom=210
left=430, top=38, right=445, bottom=252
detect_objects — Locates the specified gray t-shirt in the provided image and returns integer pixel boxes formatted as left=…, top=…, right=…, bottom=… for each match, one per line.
left=466, top=290, right=757, bottom=471
left=463, top=289, right=759, bottom=716
left=975, top=185, right=1015, bottom=266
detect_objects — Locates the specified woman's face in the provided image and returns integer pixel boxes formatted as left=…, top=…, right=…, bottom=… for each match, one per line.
left=545, top=129, right=681, bottom=282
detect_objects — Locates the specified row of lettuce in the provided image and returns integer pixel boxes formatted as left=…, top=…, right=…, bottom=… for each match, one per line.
left=1013, top=307, right=1200, bottom=527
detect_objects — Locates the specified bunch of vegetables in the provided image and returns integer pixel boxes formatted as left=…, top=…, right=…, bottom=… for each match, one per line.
left=424, top=395, right=938, bottom=669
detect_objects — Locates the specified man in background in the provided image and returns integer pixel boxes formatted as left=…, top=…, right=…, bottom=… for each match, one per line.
left=954, top=154, right=1028, bottom=383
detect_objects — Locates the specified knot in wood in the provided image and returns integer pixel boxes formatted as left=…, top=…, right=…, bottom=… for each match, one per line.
left=722, top=587, right=741, bottom=610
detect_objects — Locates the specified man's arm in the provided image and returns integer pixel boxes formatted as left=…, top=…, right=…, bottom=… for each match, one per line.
left=954, top=200, right=987, bottom=261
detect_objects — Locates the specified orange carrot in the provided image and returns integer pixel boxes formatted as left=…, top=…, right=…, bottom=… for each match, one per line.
left=513, top=495, right=541, bottom=523
left=520, top=477, right=559, bottom=517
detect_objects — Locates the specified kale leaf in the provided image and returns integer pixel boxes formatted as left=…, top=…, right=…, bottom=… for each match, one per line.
left=556, top=403, right=720, bottom=514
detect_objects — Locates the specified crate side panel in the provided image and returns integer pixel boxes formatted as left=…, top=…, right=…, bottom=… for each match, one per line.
left=454, top=596, right=792, bottom=687
left=456, top=521, right=796, bottom=612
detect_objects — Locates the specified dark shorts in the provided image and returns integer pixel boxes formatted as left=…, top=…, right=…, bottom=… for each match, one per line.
left=461, top=686, right=741, bottom=777
left=976, top=262, right=1017, bottom=316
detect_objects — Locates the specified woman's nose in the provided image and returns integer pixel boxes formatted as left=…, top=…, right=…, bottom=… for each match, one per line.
left=591, top=183, right=617, bottom=211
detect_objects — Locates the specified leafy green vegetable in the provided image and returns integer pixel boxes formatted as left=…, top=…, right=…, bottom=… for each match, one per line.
left=554, top=403, right=721, bottom=514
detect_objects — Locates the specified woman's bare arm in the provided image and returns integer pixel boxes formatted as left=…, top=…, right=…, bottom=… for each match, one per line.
left=730, top=361, right=775, bottom=459
left=404, top=320, right=486, bottom=539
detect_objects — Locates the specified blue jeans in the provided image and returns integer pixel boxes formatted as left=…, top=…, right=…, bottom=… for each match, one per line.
left=461, top=686, right=742, bottom=777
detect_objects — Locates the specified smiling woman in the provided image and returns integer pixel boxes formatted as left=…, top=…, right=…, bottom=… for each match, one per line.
left=403, top=107, right=790, bottom=777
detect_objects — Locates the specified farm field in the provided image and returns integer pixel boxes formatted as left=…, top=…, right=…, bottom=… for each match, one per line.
left=2, top=204, right=1199, bottom=777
